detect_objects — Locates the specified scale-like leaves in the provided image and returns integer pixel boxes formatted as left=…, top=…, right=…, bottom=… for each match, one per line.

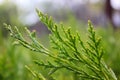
left=4, top=9, right=117, bottom=80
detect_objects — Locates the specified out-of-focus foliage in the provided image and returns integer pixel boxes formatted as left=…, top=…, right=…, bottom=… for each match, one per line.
left=0, top=2, right=32, bottom=80
left=0, top=29, right=33, bottom=80
left=0, top=2, right=23, bottom=37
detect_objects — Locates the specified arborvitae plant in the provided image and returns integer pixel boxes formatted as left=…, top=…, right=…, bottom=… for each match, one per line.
left=4, top=9, right=117, bottom=80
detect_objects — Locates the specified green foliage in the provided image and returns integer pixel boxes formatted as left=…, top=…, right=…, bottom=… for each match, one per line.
left=0, top=38, right=32, bottom=80
left=0, top=26, right=32, bottom=80
left=96, top=27, right=120, bottom=79
left=0, top=3, right=33, bottom=80
left=25, top=65, right=46, bottom=80
left=4, top=9, right=117, bottom=80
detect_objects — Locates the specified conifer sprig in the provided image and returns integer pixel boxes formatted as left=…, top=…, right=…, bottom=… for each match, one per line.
left=4, top=9, right=117, bottom=80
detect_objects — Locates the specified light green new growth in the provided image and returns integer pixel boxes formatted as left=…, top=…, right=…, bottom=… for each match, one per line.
left=25, top=65, right=46, bottom=80
left=4, top=9, right=117, bottom=80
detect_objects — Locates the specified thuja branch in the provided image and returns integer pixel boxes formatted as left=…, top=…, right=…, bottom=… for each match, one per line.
left=4, top=9, right=117, bottom=80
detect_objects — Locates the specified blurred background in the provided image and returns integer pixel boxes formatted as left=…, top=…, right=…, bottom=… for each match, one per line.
left=0, top=0, right=120, bottom=80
